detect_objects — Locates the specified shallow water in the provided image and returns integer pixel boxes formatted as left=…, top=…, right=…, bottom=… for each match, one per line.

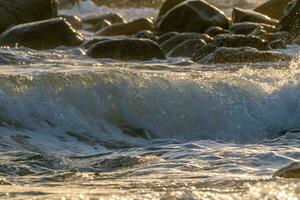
left=0, top=0, right=299, bottom=199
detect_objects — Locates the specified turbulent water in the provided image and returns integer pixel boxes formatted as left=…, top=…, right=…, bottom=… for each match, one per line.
left=0, top=0, right=299, bottom=199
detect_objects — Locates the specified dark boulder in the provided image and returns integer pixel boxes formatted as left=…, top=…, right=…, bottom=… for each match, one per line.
left=229, top=22, right=276, bottom=35
left=168, top=39, right=207, bottom=57
left=232, top=7, right=278, bottom=26
left=198, top=47, right=291, bottom=64
left=213, top=34, right=268, bottom=50
left=0, top=18, right=83, bottom=50
left=87, top=38, right=165, bottom=61
left=278, top=0, right=300, bottom=35
left=260, top=32, right=294, bottom=44
left=268, top=39, right=287, bottom=49
left=0, top=0, right=58, bottom=33
left=205, top=26, right=230, bottom=36
left=157, top=0, right=186, bottom=19
left=83, top=38, right=110, bottom=49
left=157, top=32, right=178, bottom=44
left=160, top=33, right=212, bottom=53
left=97, top=18, right=154, bottom=36
left=192, top=44, right=217, bottom=62
left=192, top=34, right=269, bottom=61
left=156, top=0, right=229, bottom=34
left=254, top=0, right=292, bottom=19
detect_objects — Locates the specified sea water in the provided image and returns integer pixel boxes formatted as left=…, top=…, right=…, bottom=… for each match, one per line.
left=0, top=0, right=299, bottom=199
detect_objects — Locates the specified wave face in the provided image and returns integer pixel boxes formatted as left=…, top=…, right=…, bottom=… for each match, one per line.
left=0, top=49, right=299, bottom=154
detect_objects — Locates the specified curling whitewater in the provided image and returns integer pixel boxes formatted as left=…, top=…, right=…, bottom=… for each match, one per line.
left=0, top=46, right=299, bottom=152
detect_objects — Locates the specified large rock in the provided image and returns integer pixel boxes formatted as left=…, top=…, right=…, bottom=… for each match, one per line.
left=157, top=32, right=178, bottom=44
left=192, top=44, right=217, bottom=61
left=232, top=7, right=278, bottom=26
left=205, top=26, right=230, bottom=36
left=0, top=18, right=83, bottom=50
left=160, top=33, right=212, bottom=53
left=198, top=47, right=291, bottom=64
left=260, top=31, right=294, bottom=44
left=254, top=0, right=292, bottom=19
left=278, top=0, right=300, bottom=35
left=229, top=22, right=276, bottom=35
left=97, top=18, right=153, bottom=36
left=192, top=34, right=269, bottom=61
left=268, top=39, right=287, bottom=49
left=156, top=0, right=229, bottom=34
left=168, top=39, right=207, bottom=57
left=157, top=0, right=186, bottom=18
left=87, top=38, right=165, bottom=61
left=213, top=34, right=268, bottom=50
left=274, top=162, right=300, bottom=178
left=0, top=0, right=58, bottom=33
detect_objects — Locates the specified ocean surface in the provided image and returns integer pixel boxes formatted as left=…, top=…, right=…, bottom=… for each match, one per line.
left=0, top=0, right=299, bottom=199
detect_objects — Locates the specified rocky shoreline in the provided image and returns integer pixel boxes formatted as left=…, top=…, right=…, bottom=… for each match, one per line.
left=0, top=0, right=299, bottom=64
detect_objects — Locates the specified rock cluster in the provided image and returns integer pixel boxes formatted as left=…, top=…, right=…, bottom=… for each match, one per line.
left=0, top=0, right=299, bottom=63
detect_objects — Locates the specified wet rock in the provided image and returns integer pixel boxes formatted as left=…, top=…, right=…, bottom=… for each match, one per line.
left=260, top=32, right=294, bottom=44
left=59, top=15, right=82, bottom=29
left=82, top=13, right=124, bottom=26
left=192, top=44, right=217, bottom=61
left=254, top=0, right=292, bottom=19
left=0, top=0, right=58, bottom=33
left=97, top=18, right=154, bottom=36
left=274, top=162, right=300, bottom=178
left=198, top=47, right=291, bottom=64
left=160, top=33, right=212, bottom=53
left=0, top=18, right=83, bottom=50
left=232, top=7, right=278, bottom=26
left=278, top=0, right=300, bottom=35
left=157, top=32, right=178, bottom=44
left=192, top=34, right=269, bottom=61
left=83, top=38, right=110, bottom=49
left=213, top=34, right=268, bottom=50
left=135, top=30, right=157, bottom=41
left=229, top=22, right=276, bottom=35
left=268, top=39, right=287, bottom=49
left=205, top=26, right=230, bottom=37
left=157, top=0, right=186, bottom=19
left=87, top=38, right=165, bottom=61
left=168, top=39, right=207, bottom=58
left=156, top=0, right=229, bottom=34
